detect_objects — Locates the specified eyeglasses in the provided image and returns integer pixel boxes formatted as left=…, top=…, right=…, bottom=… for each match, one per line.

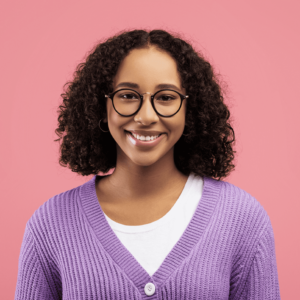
left=105, top=88, right=189, bottom=117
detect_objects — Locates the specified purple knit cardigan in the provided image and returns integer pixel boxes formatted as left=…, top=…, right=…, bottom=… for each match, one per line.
left=15, top=175, right=281, bottom=299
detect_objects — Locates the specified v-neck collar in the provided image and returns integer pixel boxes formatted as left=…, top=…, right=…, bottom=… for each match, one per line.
left=79, top=174, right=223, bottom=295
left=103, top=173, right=198, bottom=234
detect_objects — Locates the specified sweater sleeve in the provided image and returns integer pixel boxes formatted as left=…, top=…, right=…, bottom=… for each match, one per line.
left=238, top=220, right=281, bottom=300
left=14, top=223, right=58, bottom=300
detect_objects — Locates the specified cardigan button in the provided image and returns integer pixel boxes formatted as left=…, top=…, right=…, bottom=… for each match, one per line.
left=144, top=282, right=155, bottom=296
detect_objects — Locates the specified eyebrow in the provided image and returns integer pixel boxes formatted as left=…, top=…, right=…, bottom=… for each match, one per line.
left=115, top=82, right=182, bottom=93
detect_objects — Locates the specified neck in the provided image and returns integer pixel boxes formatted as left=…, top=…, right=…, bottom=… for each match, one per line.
left=103, top=149, right=188, bottom=201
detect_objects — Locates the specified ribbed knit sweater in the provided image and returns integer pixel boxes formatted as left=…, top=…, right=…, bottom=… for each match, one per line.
left=15, top=175, right=281, bottom=299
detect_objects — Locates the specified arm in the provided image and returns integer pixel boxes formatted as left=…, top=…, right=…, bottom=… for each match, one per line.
left=14, top=224, right=59, bottom=300
left=235, top=220, right=281, bottom=300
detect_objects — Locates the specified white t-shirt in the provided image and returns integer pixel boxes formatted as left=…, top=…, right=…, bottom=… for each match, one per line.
left=103, top=173, right=203, bottom=276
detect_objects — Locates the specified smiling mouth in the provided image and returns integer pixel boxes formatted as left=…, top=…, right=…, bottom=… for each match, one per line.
left=124, top=130, right=164, bottom=142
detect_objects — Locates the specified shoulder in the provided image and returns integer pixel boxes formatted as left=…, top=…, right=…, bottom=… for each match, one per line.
left=205, top=177, right=272, bottom=244
left=26, top=181, right=85, bottom=239
left=209, top=178, right=270, bottom=221
left=221, top=179, right=270, bottom=223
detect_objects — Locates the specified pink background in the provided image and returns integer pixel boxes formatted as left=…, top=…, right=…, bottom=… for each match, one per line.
left=1, top=0, right=299, bottom=298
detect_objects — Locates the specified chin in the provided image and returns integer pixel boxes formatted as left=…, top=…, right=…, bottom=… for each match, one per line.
left=126, top=152, right=162, bottom=167
left=130, top=158, right=158, bottom=168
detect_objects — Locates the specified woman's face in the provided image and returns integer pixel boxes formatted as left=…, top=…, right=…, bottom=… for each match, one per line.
left=106, top=46, right=187, bottom=168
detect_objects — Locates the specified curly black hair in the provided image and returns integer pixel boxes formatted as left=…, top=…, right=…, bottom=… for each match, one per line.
left=54, top=29, right=235, bottom=180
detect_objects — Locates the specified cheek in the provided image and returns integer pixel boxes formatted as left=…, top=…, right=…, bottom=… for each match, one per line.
left=166, top=114, right=186, bottom=139
left=106, top=99, right=113, bottom=120
left=176, top=113, right=186, bottom=136
left=106, top=101, right=122, bottom=132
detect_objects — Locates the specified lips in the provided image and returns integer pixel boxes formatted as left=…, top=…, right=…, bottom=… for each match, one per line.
left=125, top=130, right=165, bottom=147
left=124, top=130, right=163, bottom=139
left=124, top=129, right=164, bottom=137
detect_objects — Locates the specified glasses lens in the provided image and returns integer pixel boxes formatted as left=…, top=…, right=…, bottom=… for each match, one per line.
left=154, top=90, right=181, bottom=116
left=113, top=90, right=141, bottom=116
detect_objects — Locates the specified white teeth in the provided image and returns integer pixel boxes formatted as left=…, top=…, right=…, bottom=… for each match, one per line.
left=131, top=132, right=160, bottom=141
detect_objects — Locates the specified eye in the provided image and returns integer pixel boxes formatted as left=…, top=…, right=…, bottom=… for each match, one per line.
left=115, top=90, right=140, bottom=102
left=160, top=95, right=176, bottom=101
left=120, top=93, right=139, bottom=99
left=155, top=94, right=177, bottom=101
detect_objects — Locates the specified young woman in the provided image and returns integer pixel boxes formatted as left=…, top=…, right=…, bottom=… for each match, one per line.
left=15, top=29, right=281, bottom=299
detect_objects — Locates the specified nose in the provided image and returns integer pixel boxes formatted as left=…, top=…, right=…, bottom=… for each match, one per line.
left=133, top=93, right=159, bottom=125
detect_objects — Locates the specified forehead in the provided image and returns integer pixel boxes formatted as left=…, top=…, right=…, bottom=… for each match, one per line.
left=113, top=47, right=183, bottom=90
